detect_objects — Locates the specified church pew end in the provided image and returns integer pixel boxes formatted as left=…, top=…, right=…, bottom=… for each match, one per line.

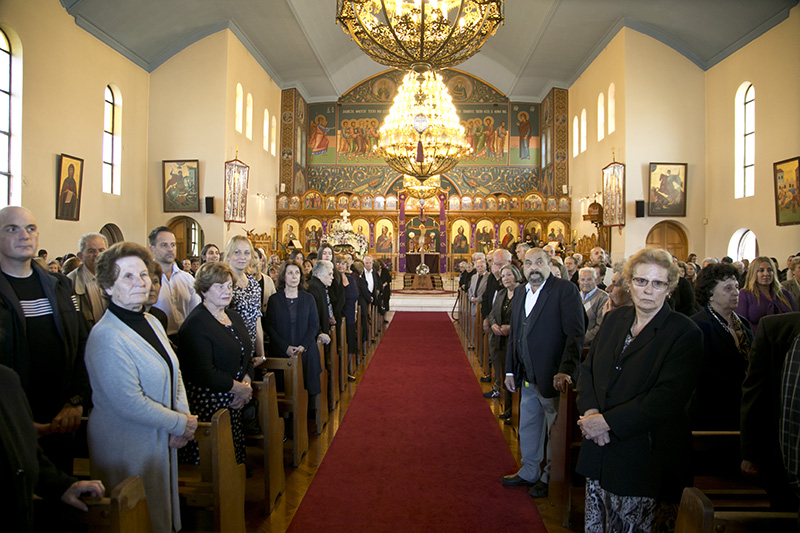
left=244, top=374, right=286, bottom=514
left=262, top=354, right=309, bottom=467
left=675, top=487, right=797, bottom=533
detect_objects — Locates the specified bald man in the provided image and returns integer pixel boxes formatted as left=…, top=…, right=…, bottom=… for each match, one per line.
left=0, top=206, right=89, bottom=474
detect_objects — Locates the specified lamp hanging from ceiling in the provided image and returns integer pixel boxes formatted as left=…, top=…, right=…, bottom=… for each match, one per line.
left=403, top=173, right=441, bottom=199
left=336, top=0, right=504, bottom=70
left=377, top=68, right=470, bottom=180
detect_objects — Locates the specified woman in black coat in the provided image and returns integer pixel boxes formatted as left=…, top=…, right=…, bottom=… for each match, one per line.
left=690, top=263, right=752, bottom=431
left=264, top=261, right=323, bottom=395
left=576, top=248, right=703, bottom=532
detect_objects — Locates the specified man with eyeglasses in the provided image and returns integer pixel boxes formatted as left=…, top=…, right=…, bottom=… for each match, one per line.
left=0, top=206, right=89, bottom=475
left=501, top=247, right=584, bottom=499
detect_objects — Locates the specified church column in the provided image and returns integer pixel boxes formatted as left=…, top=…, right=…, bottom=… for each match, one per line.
left=398, top=192, right=407, bottom=273
left=439, top=191, right=447, bottom=273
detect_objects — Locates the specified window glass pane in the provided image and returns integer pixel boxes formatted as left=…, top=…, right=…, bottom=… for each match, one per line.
left=103, top=132, right=113, bottom=163
left=0, top=92, right=9, bottom=129
left=102, top=163, right=112, bottom=194
left=744, top=102, right=755, bottom=134
left=112, top=171, right=120, bottom=195
left=0, top=135, right=8, bottom=173
left=744, top=134, right=755, bottom=166
left=744, top=166, right=755, bottom=197
left=0, top=175, right=8, bottom=208
left=105, top=86, right=113, bottom=102
left=104, top=102, right=113, bottom=132
left=745, top=84, right=754, bottom=102
left=0, top=52, right=9, bottom=91
left=0, top=30, right=8, bottom=52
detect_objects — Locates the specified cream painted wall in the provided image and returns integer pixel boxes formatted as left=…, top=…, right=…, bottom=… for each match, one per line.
left=622, top=28, right=706, bottom=261
left=1, top=0, right=150, bottom=254
left=705, top=7, right=800, bottom=262
left=568, top=31, right=626, bottom=258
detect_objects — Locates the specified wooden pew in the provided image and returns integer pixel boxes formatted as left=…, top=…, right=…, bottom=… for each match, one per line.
left=481, top=324, right=491, bottom=377
left=314, top=339, right=329, bottom=434
left=62, top=476, right=153, bottom=533
left=338, top=322, right=348, bottom=391
left=327, top=327, right=340, bottom=411
left=262, top=353, right=308, bottom=467
left=179, top=408, right=246, bottom=533
left=675, top=487, right=797, bottom=533
left=548, top=387, right=579, bottom=528
left=245, top=374, right=286, bottom=514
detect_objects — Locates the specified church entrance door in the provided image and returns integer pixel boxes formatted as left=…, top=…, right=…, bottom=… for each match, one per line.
left=645, top=221, right=687, bottom=261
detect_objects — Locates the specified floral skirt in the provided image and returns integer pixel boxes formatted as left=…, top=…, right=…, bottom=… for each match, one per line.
left=178, top=381, right=246, bottom=465
left=584, top=478, right=677, bottom=533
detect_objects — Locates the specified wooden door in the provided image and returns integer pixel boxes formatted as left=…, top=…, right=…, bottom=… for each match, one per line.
left=168, top=217, right=188, bottom=262
left=645, top=221, right=687, bottom=260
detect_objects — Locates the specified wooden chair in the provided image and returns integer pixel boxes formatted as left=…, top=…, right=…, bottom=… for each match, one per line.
left=314, top=339, right=329, bottom=434
left=179, top=409, right=246, bottom=533
left=62, top=475, right=153, bottom=533
left=675, top=487, right=797, bottom=533
left=245, top=374, right=286, bottom=514
left=262, top=354, right=308, bottom=467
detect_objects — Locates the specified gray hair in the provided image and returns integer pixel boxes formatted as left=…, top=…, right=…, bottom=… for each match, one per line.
left=578, top=266, right=597, bottom=280
left=312, top=259, right=333, bottom=277
left=573, top=253, right=583, bottom=264
left=78, top=232, right=108, bottom=253
left=472, top=252, right=486, bottom=262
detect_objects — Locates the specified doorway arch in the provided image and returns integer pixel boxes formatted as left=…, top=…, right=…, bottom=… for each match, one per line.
left=645, top=221, right=688, bottom=260
left=100, top=223, right=124, bottom=245
left=167, top=216, right=205, bottom=261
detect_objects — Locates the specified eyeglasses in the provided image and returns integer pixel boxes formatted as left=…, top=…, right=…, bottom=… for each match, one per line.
left=631, top=277, right=669, bottom=290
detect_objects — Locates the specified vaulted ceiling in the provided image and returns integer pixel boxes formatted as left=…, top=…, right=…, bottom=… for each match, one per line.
left=61, top=0, right=798, bottom=102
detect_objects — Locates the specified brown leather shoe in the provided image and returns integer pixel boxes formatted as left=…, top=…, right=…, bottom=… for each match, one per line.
left=501, top=474, right=533, bottom=486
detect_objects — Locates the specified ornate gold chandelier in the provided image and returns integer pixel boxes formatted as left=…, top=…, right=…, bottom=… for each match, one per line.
left=377, top=69, right=470, bottom=180
left=336, top=0, right=504, bottom=70
left=403, top=174, right=441, bottom=199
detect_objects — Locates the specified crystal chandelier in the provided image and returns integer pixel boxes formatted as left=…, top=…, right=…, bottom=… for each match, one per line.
left=336, top=0, right=504, bottom=70
left=377, top=69, right=470, bottom=180
left=403, top=174, right=441, bottom=199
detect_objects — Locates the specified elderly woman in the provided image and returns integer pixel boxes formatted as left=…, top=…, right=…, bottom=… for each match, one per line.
left=200, top=243, right=221, bottom=264
left=690, top=263, right=753, bottom=430
left=576, top=248, right=703, bottom=531
left=177, top=262, right=253, bottom=465
left=337, top=254, right=359, bottom=381
left=735, top=256, right=796, bottom=325
left=85, top=242, right=197, bottom=533
left=223, top=236, right=266, bottom=366
left=486, top=264, right=524, bottom=420
left=264, top=261, right=323, bottom=396
left=550, top=258, right=568, bottom=280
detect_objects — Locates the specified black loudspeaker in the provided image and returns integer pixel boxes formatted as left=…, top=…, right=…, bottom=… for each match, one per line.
left=205, top=196, right=214, bottom=214
left=635, top=200, right=645, bottom=218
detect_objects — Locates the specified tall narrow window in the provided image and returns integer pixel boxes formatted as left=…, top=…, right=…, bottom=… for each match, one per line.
left=235, top=83, right=243, bottom=133
left=608, top=83, right=615, bottom=134
left=270, top=116, right=277, bottom=155
left=263, top=109, right=270, bottom=151
left=245, top=93, right=253, bottom=140
left=102, top=85, right=121, bottom=195
left=572, top=116, right=579, bottom=157
left=597, top=93, right=605, bottom=141
left=735, top=82, right=755, bottom=198
left=580, top=109, right=587, bottom=153
left=0, top=30, right=11, bottom=206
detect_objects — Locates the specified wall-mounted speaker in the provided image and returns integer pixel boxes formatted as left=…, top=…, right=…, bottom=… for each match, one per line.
left=205, top=196, right=215, bottom=214
left=635, top=200, right=645, bottom=218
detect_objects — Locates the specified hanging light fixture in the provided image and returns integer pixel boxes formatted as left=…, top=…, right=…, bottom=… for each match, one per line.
left=403, top=173, right=441, bottom=199
left=377, top=68, right=470, bottom=180
left=336, top=0, right=504, bottom=70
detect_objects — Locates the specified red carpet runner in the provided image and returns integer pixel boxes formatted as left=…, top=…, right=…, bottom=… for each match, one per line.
left=288, top=312, right=546, bottom=532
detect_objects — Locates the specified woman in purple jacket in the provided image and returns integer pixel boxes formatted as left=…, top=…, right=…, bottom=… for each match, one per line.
left=735, top=256, right=796, bottom=325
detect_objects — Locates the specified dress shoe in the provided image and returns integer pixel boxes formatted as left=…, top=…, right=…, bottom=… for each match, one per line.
left=483, top=390, right=500, bottom=399
left=503, top=418, right=513, bottom=425
left=529, top=480, right=548, bottom=498
left=479, top=375, right=492, bottom=383
left=347, top=374, right=356, bottom=382
left=498, top=412, right=512, bottom=420
left=501, top=474, right=533, bottom=487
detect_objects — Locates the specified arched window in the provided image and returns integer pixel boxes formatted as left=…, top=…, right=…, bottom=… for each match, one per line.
left=102, top=85, right=121, bottom=195
left=608, top=83, right=615, bottom=134
left=235, top=83, right=243, bottom=133
left=580, top=108, right=587, bottom=153
left=262, top=109, right=269, bottom=152
left=735, top=82, right=755, bottom=199
left=0, top=29, right=12, bottom=206
left=728, top=228, right=757, bottom=261
left=597, top=93, right=605, bottom=141
left=572, top=116, right=579, bottom=157
left=270, top=115, right=277, bottom=155
left=245, top=93, right=253, bottom=140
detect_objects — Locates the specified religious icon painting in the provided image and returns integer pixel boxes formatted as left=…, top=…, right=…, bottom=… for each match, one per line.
left=326, top=196, right=336, bottom=210
left=450, top=219, right=470, bottom=254
left=224, top=159, right=249, bottom=223
left=385, top=195, right=397, bottom=210
left=350, top=195, right=361, bottom=210
left=499, top=220, right=518, bottom=250
left=56, top=154, right=84, bottom=221
left=304, top=219, right=323, bottom=251
left=546, top=220, right=567, bottom=245
left=510, top=197, right=520, bottom=210
left=524, top=220, right=543, bottom=243
left=497, top=196, right=509, bottom=212
left=461, top=195, right=472, bottom=210
left=546, top=197, right=558, bottom=212
left=774, top=157, right=800, bottom=226
left=602, top=161, right=626, bottom=227
left=289, top=196, right=301, bottom=211
left=362, top=196, right=373, bottom=209
left=282, top=218, right=300, bottom=248
left=648, top=162, right=687, bottom=217
left=374, top=195, right=385, bottom=210
left=337, top=195, right=349, bottom=210
left=449, top=195, right=461, bottom=211
left=374, top=219, right=394, bottom=254
left=473, top=196, right=484, bottom=210
left=277, top=195, right=289, bottom=210
left=558, top=197, right=570, bottom=212
left=485, top=196, right=497, bottom=210
left=162, top=160, right=199, bottom=213
left=475, top=220, right=495, bottom=254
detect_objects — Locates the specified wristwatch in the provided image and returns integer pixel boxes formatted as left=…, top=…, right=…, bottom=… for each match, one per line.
left=68, top=395, right=83, bottom=407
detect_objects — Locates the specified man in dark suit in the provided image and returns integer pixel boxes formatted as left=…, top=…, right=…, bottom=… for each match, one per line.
left=481, top=249, right=512, bottom=383
left=501, top=247, right=584, bottom=498
left=741, top=311, right=800, bottom=511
